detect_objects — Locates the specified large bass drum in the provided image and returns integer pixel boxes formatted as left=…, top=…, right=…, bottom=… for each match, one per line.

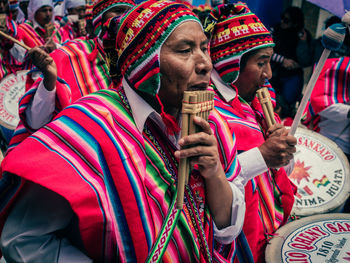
left=266, top=213, right=350, bottom=263
left=0, top=70, right=27, bottom=143
left=288, top=127, right=350, bottom=217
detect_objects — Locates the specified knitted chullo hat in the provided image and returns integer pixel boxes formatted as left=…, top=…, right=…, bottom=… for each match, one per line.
left=115, top=0, right=201, bottom=97
left=204, top=2, right=274, bottom=85
left=92, top=0, right=135, bottom=36
left=115, top=0, right=202, bottom=134
left=8, top=0, right=19, bottom=11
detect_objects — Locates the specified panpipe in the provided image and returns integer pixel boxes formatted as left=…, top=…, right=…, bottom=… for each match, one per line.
left=176, top=90, right=215, bottom=209
left=0, top=14, right=6, bottom=31
left=78, top=19, right=87, bottom=36
left=44, top=23, right=55, bottom=40
left=256, top=87, right=276, bottom=128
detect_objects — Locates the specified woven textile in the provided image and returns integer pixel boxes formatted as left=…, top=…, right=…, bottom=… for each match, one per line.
left=204, top=3, right=274, bottom=85
left=211, top=84, right=295, bottom=263
left=7, top=38, right=111, bottom=152
left=304, top=56, right=350, bottom=131
left=92, top=0, right=135, bottom=36
left=16, top=20, right=71, bottom=48
left=1, top=87, right=241, bottom=262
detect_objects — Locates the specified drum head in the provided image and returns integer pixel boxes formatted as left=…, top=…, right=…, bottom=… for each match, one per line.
left=0, top=70, right=27, bottom=130
left=266, top=213, right=350, bottom=263
left=289, top=127, right=350, bottom=216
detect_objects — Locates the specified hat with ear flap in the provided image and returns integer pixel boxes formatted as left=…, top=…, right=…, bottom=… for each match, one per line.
left=204, top=2, right=274, bottom=86
left=114, top=0, right=202, bottom=134
left=115, top=0, right=201, bottom=96
left=92, top=0, right=135, bottom=37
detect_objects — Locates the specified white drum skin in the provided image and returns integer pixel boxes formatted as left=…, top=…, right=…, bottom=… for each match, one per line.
left=266, top=213, right=350, bottom=263
left=0, top=70, right=27, bottom=130
left=288, top=127, right=350, bottom=217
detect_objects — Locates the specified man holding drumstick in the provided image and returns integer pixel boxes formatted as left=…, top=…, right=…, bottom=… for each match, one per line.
left=205, top=3, right=297, bottom=262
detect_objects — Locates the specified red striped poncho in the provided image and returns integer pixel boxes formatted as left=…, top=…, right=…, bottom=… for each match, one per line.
left=0, top=17, right=29, bottom=80
left=16, top=20, right=71, bottom=48
left=7, top=37, right=111, bottom=151
left=304, top=57, right=350, bottom=131
left=211, top=84, right=295, bottom=263
left=1, top=87, right=241, bottom=262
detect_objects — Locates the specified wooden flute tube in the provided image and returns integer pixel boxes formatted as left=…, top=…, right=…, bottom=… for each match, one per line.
left=256, top=87, right=276, bottom=128
left=176, top=90, right=214, bottom=209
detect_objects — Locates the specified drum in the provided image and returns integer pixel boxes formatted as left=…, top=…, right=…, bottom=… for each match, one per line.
left=288, top=127, right=350, bottom=217
left=266, top=213, right=350, bottom=263
left=0, top=70, right=27, bottom=143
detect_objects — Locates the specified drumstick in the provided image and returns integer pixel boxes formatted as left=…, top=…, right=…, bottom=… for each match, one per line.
left=0, top=30, right=30, bottom=50
left=289, top=23, right=346, bottom=136
left=257, top=87, right=276, bottom=128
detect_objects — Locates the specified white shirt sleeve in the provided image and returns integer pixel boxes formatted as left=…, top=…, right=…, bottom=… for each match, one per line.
left=213, top=179, right=245, bottom=244
left=0, top=182, right=93, bottom=263
left=25, top=81, right=56, bottom=130
left=237, top=147, right=268, bottom=186
left=9, top=43, right=27, bottom=63
left=319, top=103, right=350, bottom=120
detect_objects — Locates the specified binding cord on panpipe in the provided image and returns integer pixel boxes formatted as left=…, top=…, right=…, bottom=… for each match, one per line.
left=44, top=23, right=55, bottom=40
left=256, top=87, right=276, bottom=128
left=176, top=90, right=215, bottom=209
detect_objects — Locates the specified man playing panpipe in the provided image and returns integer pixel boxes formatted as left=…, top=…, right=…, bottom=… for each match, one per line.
left=6, top=0, right=134, bottom=152
left=58, top=0, right=87, bottom=39
left=7, top=0, right=71, bottom=65
left=204, top=3, right=297, bottom=262
left=0, top=1, right=245, bottom=261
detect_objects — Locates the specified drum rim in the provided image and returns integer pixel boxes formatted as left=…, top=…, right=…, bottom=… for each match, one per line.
left=265, top=213, right=350, bottom=263
left=290, top=127, right=350, bottom=216
left=0, top=70, right=28, bottom=130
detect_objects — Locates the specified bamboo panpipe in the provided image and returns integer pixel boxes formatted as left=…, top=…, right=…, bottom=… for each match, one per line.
left=256, top=87, right=276, bottom=128
left=0, top=14, right=6, bottom=30
left=176, top=90, right=215, bottom=209
left=78, top=19, right=87, bottom=36
left=44, top=23, right=55, bottom=40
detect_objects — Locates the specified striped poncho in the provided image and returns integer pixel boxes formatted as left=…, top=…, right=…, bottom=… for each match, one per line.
left=304, top=56, right=350, bottom=131
left=7, top=37, right=111, bottom=151
left=1, top=86, right=241, bottom=262
left=16, top=20, right=71, bottom=48
left=0, top=18, right=28, bottom=80
left=212, top=84, right=295, bottom=263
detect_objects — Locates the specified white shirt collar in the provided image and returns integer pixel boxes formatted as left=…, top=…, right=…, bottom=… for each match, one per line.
left=122, top=78, right=162, bottom=133
left=122, top=78, right=179, bottom=146
left=211, top=69, right=237, bottom=103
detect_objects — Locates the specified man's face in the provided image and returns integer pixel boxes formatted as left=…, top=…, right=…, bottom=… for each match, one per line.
left=234, top=47, right=273, bottom=102
left=67, top=5, right=86, bottom=19
left=34, top=5, right=53, bottom=27
left=158, top=21, right=212, bottom=113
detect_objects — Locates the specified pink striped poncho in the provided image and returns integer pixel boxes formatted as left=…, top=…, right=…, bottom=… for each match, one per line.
left=16, top=20, right=71, bottom=48
left=212, top=84, right=295, bottom=263
left=0, top=17, right=29, bottom=80
left=304, top=56, right=350, bottom=131
left=1, top=86, right=241, bottom=262
left=7, top=37, right=111, bottom=151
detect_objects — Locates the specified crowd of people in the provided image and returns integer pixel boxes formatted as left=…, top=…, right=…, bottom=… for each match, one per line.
left=0, top=0, right=348, bottom=262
